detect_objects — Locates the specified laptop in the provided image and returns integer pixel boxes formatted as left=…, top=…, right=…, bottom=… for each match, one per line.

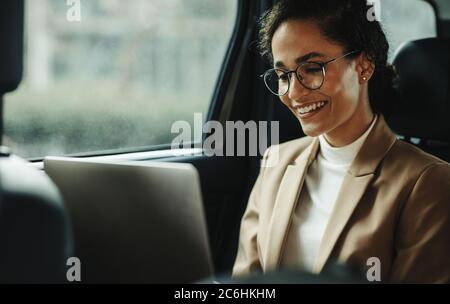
left=44, top=156, right=214, bottom=283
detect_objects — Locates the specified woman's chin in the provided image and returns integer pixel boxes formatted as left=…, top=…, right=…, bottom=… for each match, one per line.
left=299, top=122, right=326, bottom=138
left=295, top=105, right=331, bottom=137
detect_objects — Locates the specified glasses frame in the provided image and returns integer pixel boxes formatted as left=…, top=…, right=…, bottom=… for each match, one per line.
left=261, top=50, right=359, bottom=96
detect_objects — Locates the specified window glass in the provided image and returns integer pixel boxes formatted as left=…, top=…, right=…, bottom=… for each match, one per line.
left=379, top=0, right=436, bottom=62
left=4, top=0, right=237, bottom=159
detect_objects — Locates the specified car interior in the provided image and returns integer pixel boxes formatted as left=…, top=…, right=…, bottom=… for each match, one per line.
left=0, top=0, right=449, bottom=284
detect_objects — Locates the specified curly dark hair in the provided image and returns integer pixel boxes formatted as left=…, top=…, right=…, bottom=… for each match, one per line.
left=258, top=0, right=398, bottom=116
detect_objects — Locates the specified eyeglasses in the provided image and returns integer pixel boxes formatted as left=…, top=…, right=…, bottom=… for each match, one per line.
left=261, top=51, right=358, bottom=96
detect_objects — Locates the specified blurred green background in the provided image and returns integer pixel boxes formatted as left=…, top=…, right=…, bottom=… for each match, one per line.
left=4, top=0, right=237, bottom=158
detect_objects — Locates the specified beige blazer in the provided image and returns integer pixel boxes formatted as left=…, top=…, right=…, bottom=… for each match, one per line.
left=232, top=115, right=450, bottom=283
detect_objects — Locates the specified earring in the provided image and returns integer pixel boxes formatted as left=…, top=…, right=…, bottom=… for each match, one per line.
left=362, top=76, right=367, bottom=81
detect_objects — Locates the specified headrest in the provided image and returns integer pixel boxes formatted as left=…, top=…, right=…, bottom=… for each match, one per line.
left=0, top=0, right=24, bottom=94
left=388, top=38, right=450, bottom=141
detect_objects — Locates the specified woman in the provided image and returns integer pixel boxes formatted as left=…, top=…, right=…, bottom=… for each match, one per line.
left=233, top=0, right=450, bottom=283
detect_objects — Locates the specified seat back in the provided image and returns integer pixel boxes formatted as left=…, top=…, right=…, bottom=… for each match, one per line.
left=389, top=38, right=450, bottom=161
left=0, top=149, right=73, bottom=283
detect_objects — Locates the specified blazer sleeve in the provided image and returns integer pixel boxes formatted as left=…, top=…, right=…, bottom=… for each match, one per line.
left=390, top=163, right=450, bottom=283
left=231, top=147, right=271, bottom=278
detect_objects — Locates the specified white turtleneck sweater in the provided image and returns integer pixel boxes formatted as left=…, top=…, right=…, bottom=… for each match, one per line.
left=282, top=115, right=378, bottom=271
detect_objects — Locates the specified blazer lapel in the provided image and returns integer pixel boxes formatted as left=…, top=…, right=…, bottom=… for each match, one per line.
left=313, top=114, right=398, bottom=273
left=263, top=137, right=320, bottom=271
left=312, top=173, right=374, bottom=273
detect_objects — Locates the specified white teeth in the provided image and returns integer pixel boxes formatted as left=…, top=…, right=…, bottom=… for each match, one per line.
left=297, top=101, right=327, bottom=114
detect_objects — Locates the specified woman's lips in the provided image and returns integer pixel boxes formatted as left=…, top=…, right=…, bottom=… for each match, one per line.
left=294, top=100, right=329, bottom=119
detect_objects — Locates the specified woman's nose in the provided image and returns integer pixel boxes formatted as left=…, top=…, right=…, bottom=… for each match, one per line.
left=288, top=74, right=309, bottom=100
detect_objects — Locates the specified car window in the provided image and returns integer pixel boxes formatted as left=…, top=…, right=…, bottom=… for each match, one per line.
left=3, top=0, right=237, bottom=159
left=379, top=0, right=436, bottom=62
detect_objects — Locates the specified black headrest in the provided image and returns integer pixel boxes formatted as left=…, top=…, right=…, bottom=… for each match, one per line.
left=0, top=0, right=24, bottom=94
left=388, top=38, right=450, bottom=142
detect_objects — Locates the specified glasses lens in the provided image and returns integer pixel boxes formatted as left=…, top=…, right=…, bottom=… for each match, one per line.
left=263, top=69, right=289, bottom=96
left=297, top=62, right=324, bottom=90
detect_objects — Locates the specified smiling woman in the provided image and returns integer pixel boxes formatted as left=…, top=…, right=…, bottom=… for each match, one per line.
left=271, top=20, right=376, bottom=146
left=232, top=0, right=450, bottom=283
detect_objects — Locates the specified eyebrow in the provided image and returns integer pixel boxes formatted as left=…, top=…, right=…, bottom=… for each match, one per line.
left=274, top=52, right=326, bottom=68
